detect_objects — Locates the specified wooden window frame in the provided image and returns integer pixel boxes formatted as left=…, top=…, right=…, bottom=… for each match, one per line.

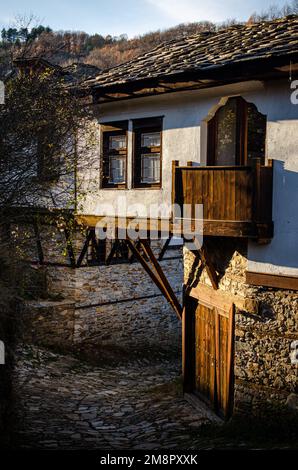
left=207, top=97, right=265, bottom=167
left=101, top=121, right=128, bottom=189
left=132, top=117, right=163, bottom=189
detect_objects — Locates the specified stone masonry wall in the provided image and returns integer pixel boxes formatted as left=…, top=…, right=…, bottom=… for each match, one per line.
left=23, top=299, right=76, bottom=348
left=45, top=257, right=182, bottom=354
left=20, top=224, right=182, bottom=356
left=184, top=238, right=298, bottom=416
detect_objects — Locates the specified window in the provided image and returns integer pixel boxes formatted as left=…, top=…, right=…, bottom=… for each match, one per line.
left=141, top=153, right=160, bottom=184
left=207, top=97, right=266, bottom=166
left=109, top=154, right=125, bottom=184
left=101, top=121, right=128, bottom=188
left=133, top=117, right=162, bottom=188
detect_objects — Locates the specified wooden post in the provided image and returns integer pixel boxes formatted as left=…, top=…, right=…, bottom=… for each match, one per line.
left=64, top=228, right=76, bottom=268
left=214, top=309, right=220, bottom=413
left=33, top=221, right=44, bottom=265
left=193, top=238, right=218, bottom=290
left=158, top=236, right=172, bottom=261
left=182, top=294, right=196, bottom=393
left=171, top=160, right=179, bottom=208
left=226, top=304, right=235, bottom=418
left=76, top=229, right=94, bottom=268
left=172, top=160, right=180, bottom=230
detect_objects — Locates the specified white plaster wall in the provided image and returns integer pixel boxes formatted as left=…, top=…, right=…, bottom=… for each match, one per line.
left=245, top=81, right=298, bottom=276
left=80, top=81, right=264, bottom=217
left=79, top=79, right=298, bottom=275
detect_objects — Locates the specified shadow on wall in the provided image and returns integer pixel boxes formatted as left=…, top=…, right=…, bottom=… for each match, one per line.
left=248, top=160, right=298, bottom=271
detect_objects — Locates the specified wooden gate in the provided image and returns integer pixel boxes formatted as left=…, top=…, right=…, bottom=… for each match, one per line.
left=183, top=296, right=235, bottom=419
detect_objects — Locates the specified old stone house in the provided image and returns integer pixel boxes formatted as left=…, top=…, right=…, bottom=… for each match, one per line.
left=15, top=16, right=298, bottom=418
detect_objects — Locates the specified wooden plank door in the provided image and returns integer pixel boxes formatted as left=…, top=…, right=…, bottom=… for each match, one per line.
left=195, top=304, right=216, bottom=407
left=215, top=305, right=235, bottom=418
left=194, top=302, right=234, bottom=419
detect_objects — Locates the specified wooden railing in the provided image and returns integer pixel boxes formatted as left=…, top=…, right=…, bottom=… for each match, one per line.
left=172, top=159, right=273, bottom=239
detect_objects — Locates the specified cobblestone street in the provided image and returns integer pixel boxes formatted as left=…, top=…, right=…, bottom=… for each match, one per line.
left=12, top=345, right=220, bottom=450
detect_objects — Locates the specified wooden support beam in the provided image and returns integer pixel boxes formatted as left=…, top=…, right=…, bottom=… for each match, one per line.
left=128, top=239, right=139, bottom=263
left=193, top=238, right=218, bottom=290
left=105, top=239, right=119, bottom=265
left=126, top=239, right=173, bottom=303
left=90, top=229, right=103, bottom=264
left=158, top=236, right=172, bottom=261
left=126, top=239, right=182, bottom=320
left=246, top=270, right=298, bottom=291
left=253, top=157, right=262, bottom=223
left=171, top=160, right=179, bottom=208
left=140, top=239, right=182, bottom=319
left=76, top=229, right=94, bottom=268
left=64, top=228, right=76, bottom=268
left=188, top=283, right=259, bottom=314
left=127, top=239, right=149, bottom=263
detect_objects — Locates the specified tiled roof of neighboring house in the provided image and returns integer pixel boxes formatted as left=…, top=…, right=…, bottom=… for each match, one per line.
left=85, top=15, right=298, bottom=90
left=5, top=58, right=101, bottom=88
left=3, top=57, right=63, bottom=81
left=62, top=63, right=101, bottom=84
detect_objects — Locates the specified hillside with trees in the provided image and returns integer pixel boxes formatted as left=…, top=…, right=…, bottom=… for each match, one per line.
left=0, top=1, right=298, bottom=76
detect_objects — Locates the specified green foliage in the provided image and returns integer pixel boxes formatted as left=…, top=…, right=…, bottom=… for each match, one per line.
left=1, top=2, right=297, bottom=70
left=0, top=25, right=52, bottom=45
left=0, top=68, right=91, bottom=207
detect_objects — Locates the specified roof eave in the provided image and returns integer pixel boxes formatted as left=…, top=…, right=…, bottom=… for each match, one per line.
left=89, top=52, right=298, bottom=104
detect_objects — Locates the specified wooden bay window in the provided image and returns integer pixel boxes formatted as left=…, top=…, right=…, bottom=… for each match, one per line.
left=207, top=97, right=266, bottom=166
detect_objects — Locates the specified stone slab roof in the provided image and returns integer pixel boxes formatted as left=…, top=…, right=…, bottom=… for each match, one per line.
left=63, top=63, right=101, bottom=84
left=5, top=58, right=101, bottom=87
left=86, top=15, right=298, bottom=90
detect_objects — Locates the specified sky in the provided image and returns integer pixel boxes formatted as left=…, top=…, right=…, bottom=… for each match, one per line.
left=0, top=0, right=290, bottom=37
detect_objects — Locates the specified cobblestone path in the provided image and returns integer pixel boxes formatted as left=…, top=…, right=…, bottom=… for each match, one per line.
left=12, top=346, right=220, bottom=450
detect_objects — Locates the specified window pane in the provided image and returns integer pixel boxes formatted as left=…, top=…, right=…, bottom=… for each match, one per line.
left=141, top=132, right=160, bottom=147
left=215, top=98, right=237, bottom=166
left=109, top=135, right=126, bottom=150
left=141, top=153, right=160, bottom=183
left=109, top=155, right=125, bottom=183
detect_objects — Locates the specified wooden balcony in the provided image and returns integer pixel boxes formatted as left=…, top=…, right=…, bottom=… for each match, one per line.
left=172, top=159, right=273, bottom=240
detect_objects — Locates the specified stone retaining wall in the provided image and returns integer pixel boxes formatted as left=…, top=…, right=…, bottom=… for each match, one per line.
left=21, top=226, right=183, bottom=356
left=23, top=299, right=76, bottom=349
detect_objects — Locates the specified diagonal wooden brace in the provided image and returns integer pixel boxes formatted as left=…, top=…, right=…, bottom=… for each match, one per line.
left=193, top=237, right=218, bottom=290
left=126, top=238, right=182, bottom=320
left=76, top=229, right=94, bottom=267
